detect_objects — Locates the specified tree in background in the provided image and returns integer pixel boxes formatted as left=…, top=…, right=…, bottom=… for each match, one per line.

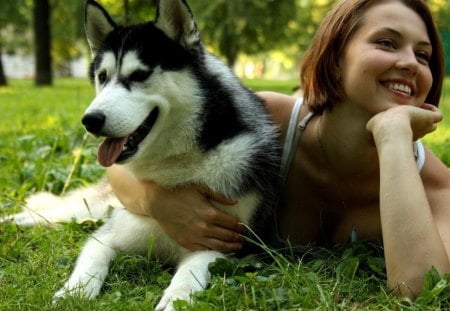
left=0, top=49, right=5, bottom=86
left=1, top=0, right=448, bottom=84
left=189, top=0, right=297, bottom=67
left=34, top=0, right=52, bottom=85
left=95, top=0, right=156, bottom=26
left=51, top=1, right=84, bottom=77
left=429, top=0, right=450, bottom=75
left=292, top=0, right=337, bottom=54
left=0, top=0, right=30, bottom=86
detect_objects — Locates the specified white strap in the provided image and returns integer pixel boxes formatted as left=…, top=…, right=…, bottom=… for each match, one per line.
left=280, top=98, right=314, bottom=186
left=414, top=140, right=425, bottom=171
left=280, top=98, right=303, bottom=172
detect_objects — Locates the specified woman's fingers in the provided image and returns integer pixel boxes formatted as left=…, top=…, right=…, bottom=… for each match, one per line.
left=367, top=105, right=443, bottom=142
left=182, top=235, right=244, bottom=252
left=204, top=207, right=246, bottom=233
left=182, top=208, right=246, bottom=252
left=191, top=239, right=243, bottom=252
left=193, top=185, right=238, bottom=205
left=205, top=223, right=245, bottom=243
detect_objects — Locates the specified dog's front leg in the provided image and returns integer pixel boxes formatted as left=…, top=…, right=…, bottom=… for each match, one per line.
left=53, top=231, right=117, bottom=301
left=155, top=250, right=225, bottom=311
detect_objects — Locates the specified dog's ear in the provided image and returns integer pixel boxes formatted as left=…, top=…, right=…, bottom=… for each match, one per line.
left=155, top=0, right=200, bottom=50
left=85, top=0, right=117, bottom=56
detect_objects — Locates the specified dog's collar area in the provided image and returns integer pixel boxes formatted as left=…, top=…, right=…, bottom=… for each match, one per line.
left=97, top=107, right=159, bottom=167
left=124, top=107, right=159, bottom=152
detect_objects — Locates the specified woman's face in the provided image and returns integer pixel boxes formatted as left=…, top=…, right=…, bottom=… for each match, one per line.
left=339, top=0, right=433, bottom=115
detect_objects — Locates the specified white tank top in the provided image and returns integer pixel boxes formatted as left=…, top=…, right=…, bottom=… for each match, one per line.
left=280, top=98, right=426, bottom=184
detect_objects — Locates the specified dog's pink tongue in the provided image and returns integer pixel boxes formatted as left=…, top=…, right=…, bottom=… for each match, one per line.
left=97, top=137, right=128, bottom=167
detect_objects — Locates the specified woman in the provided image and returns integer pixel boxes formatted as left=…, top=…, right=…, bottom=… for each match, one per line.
left=107, top=0, right=450, bottom=297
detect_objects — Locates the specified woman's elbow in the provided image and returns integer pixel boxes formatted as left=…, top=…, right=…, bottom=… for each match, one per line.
left=387, top=269, right=450, bottom=299
left=387, top=272, right=425, bottom=299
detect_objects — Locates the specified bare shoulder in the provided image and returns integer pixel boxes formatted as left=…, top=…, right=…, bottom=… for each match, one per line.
left=421, top=149, right=450, bottom=189
left=421, top=149, right=450, bottom=210
left=257, top=91, right=297, bottom=115
left=256, top=91, right=298, bottom=138
left=422, top=149, right=450, bottom=256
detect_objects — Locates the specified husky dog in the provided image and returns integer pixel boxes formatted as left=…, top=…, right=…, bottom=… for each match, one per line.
left=5, top=0, right=280, bottom=309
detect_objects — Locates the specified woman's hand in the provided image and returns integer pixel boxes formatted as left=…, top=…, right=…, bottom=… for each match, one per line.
left=366, top=104, right=442, bottom=144
left=107, top=165, right=245, bottom=252
left=149, top=184, right=246, bottom=251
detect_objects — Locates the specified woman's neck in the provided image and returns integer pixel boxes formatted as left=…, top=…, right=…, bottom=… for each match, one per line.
left=314, top=104, right=379, bottom=178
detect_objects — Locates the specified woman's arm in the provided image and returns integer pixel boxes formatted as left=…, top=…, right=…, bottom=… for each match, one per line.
left=106, top=165, right=246, bottom=251
left=367, top=104, right=450, bottom=297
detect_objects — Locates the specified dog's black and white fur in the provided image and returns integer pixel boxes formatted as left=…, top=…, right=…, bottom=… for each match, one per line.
left=4, top=0, right=281, bottom=309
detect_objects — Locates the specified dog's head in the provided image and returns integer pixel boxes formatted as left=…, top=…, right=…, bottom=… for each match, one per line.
left=83, top=0, right=203, bottom=167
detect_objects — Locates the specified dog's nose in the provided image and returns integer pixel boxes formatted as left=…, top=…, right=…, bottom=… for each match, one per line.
left=82, top=111, right=106, bottom=134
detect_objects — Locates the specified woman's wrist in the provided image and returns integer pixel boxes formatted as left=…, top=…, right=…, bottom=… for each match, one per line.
left=367, top=114, right=413, bottom=149
left=106, top=165, right=155, bottom=217
left=139, top=180, right=169, bottom=218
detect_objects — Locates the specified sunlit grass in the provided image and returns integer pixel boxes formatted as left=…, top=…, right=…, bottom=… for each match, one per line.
left=0, top=79, right=92, bottom=134
left=0, top=79, right=100, bottom=205
left=0, top=78, right=449, bottom=310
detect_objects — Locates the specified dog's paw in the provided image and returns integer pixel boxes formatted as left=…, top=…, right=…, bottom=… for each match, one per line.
left=0, top=212, right=49, bottom=227
left=0, top=212, right=45, bottom=227
left=2, top=192, right=64, bottom=227
left=155, top=286, right=192, bottom=311
left=0, top=215, right=14, bottom=224
left=53, top=287, right=74, bottom=303
left=53, top=277, right=103, bottom=302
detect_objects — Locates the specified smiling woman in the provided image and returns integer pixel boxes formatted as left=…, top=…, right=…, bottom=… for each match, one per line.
left=338, top=3, right=433, bottom=114
left=301, top=0, right=444, bottom=114
left=107, top=0, right=450, bottom=300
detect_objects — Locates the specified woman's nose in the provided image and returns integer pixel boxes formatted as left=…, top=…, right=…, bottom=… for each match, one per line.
left=396, top=48, right=420, bottom=76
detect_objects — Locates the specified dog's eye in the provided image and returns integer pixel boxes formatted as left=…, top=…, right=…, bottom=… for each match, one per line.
left=129, top=70, right=152, bottom=82
left=98, top=70, right=107, bottom=84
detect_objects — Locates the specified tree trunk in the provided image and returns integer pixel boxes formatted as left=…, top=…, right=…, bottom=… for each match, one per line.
left=124, top=0, right=130, bottom=25
left=33, top=0, right=52, bottom=86
left=0, top=45, right=7, bottom=86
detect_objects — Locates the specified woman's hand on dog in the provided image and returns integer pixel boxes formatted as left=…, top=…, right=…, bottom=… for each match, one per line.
left=107, top=165, right=245, bottom=252
left=151, top=184, right=246, bottom=251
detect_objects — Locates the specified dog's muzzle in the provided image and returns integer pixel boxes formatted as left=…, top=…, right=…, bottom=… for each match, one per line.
left=82, top=108, right=159, bottom=167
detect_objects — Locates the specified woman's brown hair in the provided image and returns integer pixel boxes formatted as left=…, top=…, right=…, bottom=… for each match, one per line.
left=301, top=0, right=445, bottom=113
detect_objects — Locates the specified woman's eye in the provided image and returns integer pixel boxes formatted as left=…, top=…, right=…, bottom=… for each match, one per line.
left=416, top=51, right=431, bottom=64
left=98, top=70, right=107, bottom=84
left=129, top=70, right=152, bottom=82
left=377, top=39, right=396, bottom=49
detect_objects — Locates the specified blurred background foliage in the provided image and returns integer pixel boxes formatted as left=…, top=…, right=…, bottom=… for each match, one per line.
left=0, top=0, right=449, bottom=86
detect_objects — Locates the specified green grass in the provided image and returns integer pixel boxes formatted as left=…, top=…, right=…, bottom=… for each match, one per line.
left=422, top=77, right=450, bottom=165
left=1, top=78, right=450, bottom=310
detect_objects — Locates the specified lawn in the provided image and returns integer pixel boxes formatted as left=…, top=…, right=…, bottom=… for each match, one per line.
left=0, top=78, right=449, bottom=310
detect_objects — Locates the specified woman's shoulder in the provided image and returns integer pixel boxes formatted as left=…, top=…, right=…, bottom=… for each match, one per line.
left=256, top=91, right=299, bottom=134
left=421, top=148, right=450, bottom=199
left=257, top=90, right=297, bottom=107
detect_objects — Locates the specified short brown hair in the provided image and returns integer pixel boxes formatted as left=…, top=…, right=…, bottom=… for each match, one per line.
left=300, top=0, right=445, bottom=113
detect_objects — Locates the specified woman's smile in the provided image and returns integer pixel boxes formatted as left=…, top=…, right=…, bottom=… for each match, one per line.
left=340, top=1, right=433, bottom=113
